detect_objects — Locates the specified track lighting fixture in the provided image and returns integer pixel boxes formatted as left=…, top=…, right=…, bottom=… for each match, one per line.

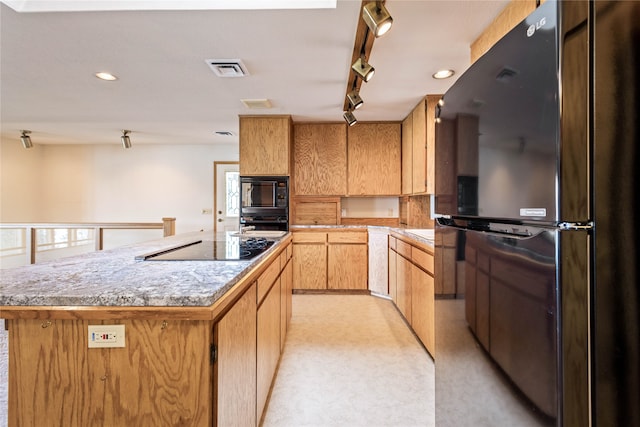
left=363, top=1, right=393, bottom=37
left=121, top=130, right=132, bottom=149
left=352, top=57, right=375, bottom=83
left=20, top=130, right=33, bottom=149
left=347, top=91, right=364, bottom=110
left=343, top=110, right=357, bottom=127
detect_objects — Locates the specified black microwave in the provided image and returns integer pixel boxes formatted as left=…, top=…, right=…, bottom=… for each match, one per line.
left=240, top=176, right=288, bottom=209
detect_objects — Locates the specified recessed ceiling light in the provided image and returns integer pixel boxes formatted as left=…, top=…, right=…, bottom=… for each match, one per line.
left=432, top=69, right=455, bottom=79
left=95, top=72, right=118, bottom=81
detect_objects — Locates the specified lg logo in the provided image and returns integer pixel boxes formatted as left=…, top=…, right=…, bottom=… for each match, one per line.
left=527, top=17, right=547, bottom=37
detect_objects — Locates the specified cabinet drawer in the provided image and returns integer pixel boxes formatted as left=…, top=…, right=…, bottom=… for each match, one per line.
left=257, top=259, right=281, bottom=304
left=388, top=235, right=397, bottom=250
left=286, top=243, right=293, bottom=260
left=293, top=231, right=327, bottom=243
left=396, top=239, right=412, bottom=259
left=280, top=250, right=288, bottom=270
left=412, top=247, right=434, bottom=274
left=327, top=231, right=367, bottom=244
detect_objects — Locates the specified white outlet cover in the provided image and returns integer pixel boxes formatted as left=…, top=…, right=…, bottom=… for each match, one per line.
left=88, top=324, right=126, bottom=348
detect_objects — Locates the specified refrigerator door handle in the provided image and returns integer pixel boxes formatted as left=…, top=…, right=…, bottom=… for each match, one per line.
left=558, top=221, right=594, bottom=231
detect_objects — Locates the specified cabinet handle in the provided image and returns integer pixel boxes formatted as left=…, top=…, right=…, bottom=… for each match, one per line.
left=100, top=375, right=108, bottom=381
left=41, top=320, right=51, bottom=329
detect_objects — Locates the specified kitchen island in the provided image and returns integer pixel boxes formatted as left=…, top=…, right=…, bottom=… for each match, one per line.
left=0, top=230, right=293, bottom=426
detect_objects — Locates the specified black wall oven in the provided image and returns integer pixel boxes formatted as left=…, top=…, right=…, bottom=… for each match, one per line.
left=240, top=176, right=289, bottom=230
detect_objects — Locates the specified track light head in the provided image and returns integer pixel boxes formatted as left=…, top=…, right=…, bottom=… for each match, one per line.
left=363, top=1, right=393, bottom=37
left=347, top=91, right=364, bottom=110
left=121, top=130, right=132, bottom=149
left=343, top=110, right=357, bottom=127
left=352, top=57, right=375, bottom=82
left=20, top=130, right=33, bottom=149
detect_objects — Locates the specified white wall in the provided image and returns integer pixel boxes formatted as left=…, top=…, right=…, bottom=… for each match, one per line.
left=0, top=141, right=238, bottom=234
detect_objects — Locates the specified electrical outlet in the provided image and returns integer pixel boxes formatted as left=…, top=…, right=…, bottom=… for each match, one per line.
left=341, top=209, right=347, bottom=217
left=388, top=208, right=394, bottom=216
left=201, top=208, right=213, bottom=215
left=88, top=324, right=126, bottom=348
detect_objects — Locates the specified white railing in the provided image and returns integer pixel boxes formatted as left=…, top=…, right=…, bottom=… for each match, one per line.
left=0, top=218, right=175, bottom=267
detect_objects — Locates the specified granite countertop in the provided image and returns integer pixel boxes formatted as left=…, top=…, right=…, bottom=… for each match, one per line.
left=0, top=230, right=288, bottom=308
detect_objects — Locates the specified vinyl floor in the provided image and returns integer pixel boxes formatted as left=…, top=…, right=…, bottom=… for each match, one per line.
left=262, top=294, right=436, bottom=427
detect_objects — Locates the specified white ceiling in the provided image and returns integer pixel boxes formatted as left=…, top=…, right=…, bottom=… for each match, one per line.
left=0, top=0, right=509, bottom=147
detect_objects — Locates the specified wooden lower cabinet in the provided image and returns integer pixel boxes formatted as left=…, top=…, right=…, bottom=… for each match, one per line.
left=388, top=233, right=436, bottom=356
left=9, top=318, right=213, bottom=427
left=257, top=278, right=282, bottom=422
left=411, top=264, right=435, bottom=355
left=292, top=229, right=368, bottom=290
left=7, top=240, right=293, bottom=427
left=216, top=283, right=257, bottom=427
left=396, top=254, right=413, bottom=322
left=327, top=243, right=368, bottom=290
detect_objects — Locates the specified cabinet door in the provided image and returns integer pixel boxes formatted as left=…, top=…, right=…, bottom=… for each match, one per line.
left=294, top=123, right=347, bottom=195
left=292, top=199, right=340, bottom=225
left=281, top=255, right=293, bottom=349
left=327, top=244, right=368, bottom=290
left=388, top=248, right=398, bottom=302
left=412, top=98, right=427, bottom=194
left=396, top=254, right=413, bottom=323
left=347, top=123, right=401, bottom=195
left=402, top=113, right=413, bottom=195
left=425, top=95, right=441, bottom=194
left=239, top=115, right=291, bottom=176
left=411, top=264, right=435, bottom=355
left=257, top=279, right=281, bottom=422
left=216, top=283, right=257, bottom=427
left=292, top=243, right=327, bottom=289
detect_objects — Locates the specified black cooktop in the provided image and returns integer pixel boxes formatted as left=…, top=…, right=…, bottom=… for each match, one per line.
left=137, top=237, right=274, bottom=261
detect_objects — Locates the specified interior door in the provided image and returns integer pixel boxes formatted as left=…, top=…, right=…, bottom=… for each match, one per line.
left=214, top=162, right=240, bottom=232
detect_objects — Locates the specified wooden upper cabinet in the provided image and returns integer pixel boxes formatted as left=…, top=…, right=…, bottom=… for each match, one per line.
left=401, top=95, right=441, bottom=196
left=293, top=123, right=347, bottom=196
left=425, top=94, right=441, bottom=195
left=239, top=115, right=292, bottom=176
left=401, top=114, right=413, bottom=195
left=347, top=122, right=401, bottom=196
left=412, top=99, right=427, bottom=194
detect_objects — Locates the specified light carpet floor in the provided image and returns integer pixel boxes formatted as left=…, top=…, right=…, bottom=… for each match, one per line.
left=262, top=294, right=435, bottom=427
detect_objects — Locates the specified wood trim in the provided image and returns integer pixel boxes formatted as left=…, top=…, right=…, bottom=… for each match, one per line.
left=470, top=0, right=538, bottom=63
left=340, top=217, right=399, bottom=227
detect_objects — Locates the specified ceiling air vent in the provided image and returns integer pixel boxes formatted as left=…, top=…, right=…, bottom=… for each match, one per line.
left=206, top=59, right=249, bottom=77
left=241, top=99, right=273, bottom=109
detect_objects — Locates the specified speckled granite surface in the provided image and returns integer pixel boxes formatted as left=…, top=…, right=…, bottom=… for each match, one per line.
left=0, top=231, right=288, bottom=307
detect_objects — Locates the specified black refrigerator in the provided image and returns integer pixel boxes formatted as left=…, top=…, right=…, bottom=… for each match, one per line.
left=433, top=1, right=639, bottom=426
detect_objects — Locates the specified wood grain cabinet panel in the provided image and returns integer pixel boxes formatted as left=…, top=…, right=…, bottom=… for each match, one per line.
left=239, top=115, right=291, bottom=176
left=293, top=123, right=347, bottom=195
left=396, top=254, right=413, bottom=323
left=292, top=198, right=340, bottom=225
left=9, top=318, right=213, bottom=427
left=412, top=264, right=435, bottom=356
left=402, top=113, right=413, bottom=195
left=292, top=230, right=368, bottom=290
left=347, top=123, right=401, bottom=196
left=425, top=95, right=441, bottom=195
left=216, top=283, right=257, bottom=427
left=293, top=241, right=327, bottom=289
left=257, top=279, right=281, bottom=422
left=328, top=243, right=368, bottom=290
left=412, top=98, right=427, bottom=194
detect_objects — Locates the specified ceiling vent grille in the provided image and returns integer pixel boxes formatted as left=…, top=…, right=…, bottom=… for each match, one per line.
left=206, top=59, right=249, bottom=77
left=241, top=99, right=273, bottom=109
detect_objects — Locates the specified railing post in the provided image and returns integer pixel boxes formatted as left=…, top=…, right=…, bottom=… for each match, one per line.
left=162, top=217, right=176, bottom=237
left=27, top=226, right=36, bottom=264
left=94, top=227, right=103, bottom=251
